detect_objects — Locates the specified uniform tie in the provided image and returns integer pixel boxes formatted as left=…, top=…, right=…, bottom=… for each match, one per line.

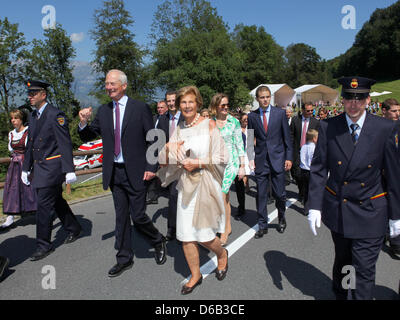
left=350, top=123, right=359, bottom=145
left=263, top=110, right=268, bottom=134
left=114, top=102, right=121, bottom=157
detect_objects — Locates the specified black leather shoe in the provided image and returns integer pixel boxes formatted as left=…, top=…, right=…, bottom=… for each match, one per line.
left=216, top=249, right=229, bottom=281
left=30, top=248, right=55, bottom=261
left=254, top=228, right=268, bottom=239
left=181, top=275, right=203, bottom=295
left=108, top=260, right=134, bottom=278
left=154, top=239, right=167, bottom=265
left=0, top=256, right=10, bottom=279
left=64, top=229, right=83, bottom=244
left=277, top=218, right=287, bottom=234
left=146, top=199, right=158, bottom=205
left=166, top=228, right=176, bottom=241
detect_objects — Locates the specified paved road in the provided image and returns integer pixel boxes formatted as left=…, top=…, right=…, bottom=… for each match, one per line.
left=0, top=179, right=399, bottom=300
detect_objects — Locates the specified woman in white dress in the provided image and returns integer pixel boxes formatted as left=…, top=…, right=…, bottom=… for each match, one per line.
left=157, top=86, right=230, bottom=295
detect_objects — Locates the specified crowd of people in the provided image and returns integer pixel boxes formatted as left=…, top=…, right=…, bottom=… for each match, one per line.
left=1, top=72, right=400, bottom=300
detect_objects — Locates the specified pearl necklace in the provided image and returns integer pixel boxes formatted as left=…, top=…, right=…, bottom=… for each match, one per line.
left=184, top=113, right=200, bottom=128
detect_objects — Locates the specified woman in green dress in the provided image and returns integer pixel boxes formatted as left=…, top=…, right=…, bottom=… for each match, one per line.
left=209, top=93, right=246, bottom=245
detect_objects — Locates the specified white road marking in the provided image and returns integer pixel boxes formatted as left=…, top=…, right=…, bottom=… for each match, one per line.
left=79, top=173, right=103, bottom=184
left=180, top=198, right=298, bottom=285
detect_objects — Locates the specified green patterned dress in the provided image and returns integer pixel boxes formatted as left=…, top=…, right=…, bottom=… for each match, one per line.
left=215, top=114, right=245, bottom=194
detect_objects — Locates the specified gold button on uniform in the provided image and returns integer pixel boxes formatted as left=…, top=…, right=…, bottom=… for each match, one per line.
left=338, top=161, right=342, bottom=165
left=344, top=182, right=348, bottom=185
left=343, top=199, right=348, bottom=203
left=360, top=201, right=363, bottom=205
left=368, top=165, right=372, bottom=168
left=361, top=183, right=365, bottom=187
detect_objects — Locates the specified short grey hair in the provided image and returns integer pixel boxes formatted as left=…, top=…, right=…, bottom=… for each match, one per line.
left=107, top=69, right=128, bottom=85
left=286, top=106, right=293, bottom=112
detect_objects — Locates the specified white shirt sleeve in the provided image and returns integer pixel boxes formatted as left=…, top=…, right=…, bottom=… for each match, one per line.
left=8, top=131, right=13, bottom=152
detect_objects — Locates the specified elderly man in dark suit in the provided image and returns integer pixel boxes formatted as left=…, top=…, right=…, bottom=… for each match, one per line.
left=78, top=69, right=166, bottom=277
left=248, top=85, right=293, bottom=238
left=307, top=76, right=400, bottom=300
left=22, top=80, right=82, bottom=261
left=290, top=102, right=320, bottom=206
left=156, top=91, right=184, bottom=241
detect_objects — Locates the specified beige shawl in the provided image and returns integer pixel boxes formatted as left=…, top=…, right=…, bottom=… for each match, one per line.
left=156, top=119, right=229, bottom=229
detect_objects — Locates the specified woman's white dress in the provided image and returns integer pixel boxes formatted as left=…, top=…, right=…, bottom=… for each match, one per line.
left=175, top=119, right=225, bottom=242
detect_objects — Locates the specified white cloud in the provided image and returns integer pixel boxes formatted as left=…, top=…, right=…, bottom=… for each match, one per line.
left=70, top=32, right=85, bottom=43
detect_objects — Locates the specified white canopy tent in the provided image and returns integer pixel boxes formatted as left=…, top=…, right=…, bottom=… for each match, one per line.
left=370, top=91, right=392, bottom=97
left=250, top=84, right=296, bottom=111
left=291, top=84, right=339, bottom=107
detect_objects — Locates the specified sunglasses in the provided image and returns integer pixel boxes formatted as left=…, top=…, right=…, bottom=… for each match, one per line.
left=28, top=90, right=44, bottom=97
left=219, top=104, right=229, bottom=108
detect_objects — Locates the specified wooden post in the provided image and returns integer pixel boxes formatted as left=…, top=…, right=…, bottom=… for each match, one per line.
left=66, top=183, right=71, bottom=195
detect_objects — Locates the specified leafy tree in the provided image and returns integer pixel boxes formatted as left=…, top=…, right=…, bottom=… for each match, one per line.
left=284, top=43, right=335, bottom=88
left=0, top=18, right=28, bottom=129
left=90, top=0, right=152, bottom=102
left=151, top=0, right=251, bottom=108
left=332, top=1, right=400, bottom=80
left=233, top=24, right=285, bottom=89
left=25, top=23, right=78, bottom=116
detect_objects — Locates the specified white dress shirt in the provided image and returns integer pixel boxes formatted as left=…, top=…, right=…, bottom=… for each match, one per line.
left=300, top=142, right=316, bottom=170
left=345, top=111, right=366, bottom=137
left=113, top=95, right=128, bottom=163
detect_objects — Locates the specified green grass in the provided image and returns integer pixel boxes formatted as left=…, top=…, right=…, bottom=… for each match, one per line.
left=371, top=79, right=400, bottom=103
left=0, top=178, right=109, bottom=223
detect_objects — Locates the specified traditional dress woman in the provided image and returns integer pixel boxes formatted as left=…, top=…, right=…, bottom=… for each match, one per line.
left=1, top=110, right=37, bottom=230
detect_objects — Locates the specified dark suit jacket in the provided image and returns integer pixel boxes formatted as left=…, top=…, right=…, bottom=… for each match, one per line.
left=247, top=106, right=293, bottom=174
left=290, top=115, right=320, bottom=168
left=23, top=104, right=75, bottom=188
left=308, top=113, right=400, bottom=238
left=78, top=97, right=157, bottom=190
left=156, top=111, right=185, bottom=143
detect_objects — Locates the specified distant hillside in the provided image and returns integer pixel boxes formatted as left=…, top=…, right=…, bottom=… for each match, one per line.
left=71, top=61, right=100, bottom=108
left=371, top=79, right=400, bottom=102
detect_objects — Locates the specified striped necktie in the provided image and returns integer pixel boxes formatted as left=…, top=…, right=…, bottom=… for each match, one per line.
left=350, top=123, right=359, bottom=145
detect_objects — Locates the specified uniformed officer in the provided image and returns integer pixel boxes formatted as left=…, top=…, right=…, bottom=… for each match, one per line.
left=22, top=80, right=82, bottom=261
left=307, top=76, right=400, bottom=300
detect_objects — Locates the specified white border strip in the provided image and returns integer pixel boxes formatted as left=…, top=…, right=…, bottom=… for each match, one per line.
left=180, top=198, right=298, bottom=285
left=79, top=173, right=103, bottom=184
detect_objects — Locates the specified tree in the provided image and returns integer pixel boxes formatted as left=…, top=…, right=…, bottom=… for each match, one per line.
left=233, top=24, right=285, bottom=89
left=26, top=24, right=78, bottom=116
left=151, top=0, right=252, bottom=108
left=284, top=43, right=335, bottom=88
left=0, top=18, right=28, bottom=129
left=90, top=0, right=152, bottom=102
left=333, top=1, right=400, bottom=79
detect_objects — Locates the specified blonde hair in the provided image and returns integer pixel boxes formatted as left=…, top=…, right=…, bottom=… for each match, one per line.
left=176, top=86, right=203, bottom=110
left=306, top=129, right=318, bottom=142
left=209, top=93, right=229, bottom=118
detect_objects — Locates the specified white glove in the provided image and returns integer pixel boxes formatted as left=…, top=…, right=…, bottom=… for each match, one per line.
left=389, top=219, right=400, bottom=238
left=308, top=209, right=321, bottom=236
left=21, top=171, right=30, bottom=186
left=65, top=172, right=77, bottom=184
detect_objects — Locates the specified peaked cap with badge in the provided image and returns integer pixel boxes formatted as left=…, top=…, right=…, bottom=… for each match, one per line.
left=338, top=76, right=376, bottom=100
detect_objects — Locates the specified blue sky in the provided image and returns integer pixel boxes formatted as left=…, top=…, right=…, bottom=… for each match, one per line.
left=1, top=0, right=398, bottom=62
